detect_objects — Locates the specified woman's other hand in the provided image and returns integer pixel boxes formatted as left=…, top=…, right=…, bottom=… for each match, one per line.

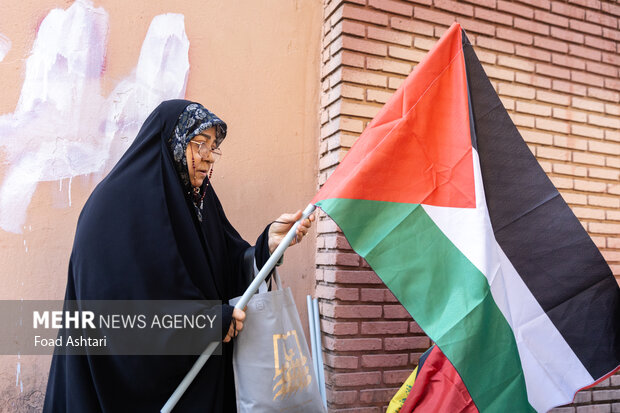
left=268, top=210, right=316, bottom=253
left=223, top=308, right=245, bottom=342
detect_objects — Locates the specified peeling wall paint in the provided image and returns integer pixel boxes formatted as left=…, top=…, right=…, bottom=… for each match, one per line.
left=0, top=34, right=10, bottom=62
left=0, top=0, right=189, bottom=234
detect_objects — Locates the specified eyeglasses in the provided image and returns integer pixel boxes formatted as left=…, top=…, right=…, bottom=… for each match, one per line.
left=189, top=141, right=222, bottom=162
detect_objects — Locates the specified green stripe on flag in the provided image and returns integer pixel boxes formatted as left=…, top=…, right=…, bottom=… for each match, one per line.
left=317, top=198, right=534, bottom=412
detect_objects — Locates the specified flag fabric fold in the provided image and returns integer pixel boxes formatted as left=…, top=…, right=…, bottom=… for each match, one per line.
left=387, top=345, right=478, bottom=413
left=400, top=346, right=477, bottom=413
left=313, top=22, right=619, bottom=413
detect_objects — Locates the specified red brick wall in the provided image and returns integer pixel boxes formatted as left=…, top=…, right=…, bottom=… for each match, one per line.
left=317, top=0, right=619, bottom=411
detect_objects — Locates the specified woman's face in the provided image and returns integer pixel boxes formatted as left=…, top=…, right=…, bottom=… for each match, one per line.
left=186, top=126, right=217, bottom=188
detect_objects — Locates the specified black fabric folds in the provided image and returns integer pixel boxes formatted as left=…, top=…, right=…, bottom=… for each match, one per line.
left=43, top=99, right=271, bottom=412
left=462, top=32, right=620, bottom=379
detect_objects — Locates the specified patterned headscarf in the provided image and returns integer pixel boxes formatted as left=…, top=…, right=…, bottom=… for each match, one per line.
left=167, top=102, right=227, bottom=221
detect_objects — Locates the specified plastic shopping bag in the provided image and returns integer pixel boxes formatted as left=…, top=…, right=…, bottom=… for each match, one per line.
left=230, top=271, right=325, bottom=413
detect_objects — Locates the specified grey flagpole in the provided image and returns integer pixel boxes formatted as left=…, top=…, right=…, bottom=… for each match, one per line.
left=161, top=203, right=317, bottom=413
left=312, top=297, right=327, bottom=408
left=307, top=295, right=320, bottom=381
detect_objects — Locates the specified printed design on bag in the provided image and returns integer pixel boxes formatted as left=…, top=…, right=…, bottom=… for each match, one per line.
left=272, top=330, right=312, bottom=401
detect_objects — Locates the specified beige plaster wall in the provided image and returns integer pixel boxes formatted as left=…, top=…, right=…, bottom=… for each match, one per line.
left=0, top=0, right=321, bottom=409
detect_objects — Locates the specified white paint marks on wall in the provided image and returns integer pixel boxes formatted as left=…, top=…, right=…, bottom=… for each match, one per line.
left=103, top=13, right=189, bottom=170
left=0, top=0, right=190, bottom=233
left=0, top=33, right=11, bottom=62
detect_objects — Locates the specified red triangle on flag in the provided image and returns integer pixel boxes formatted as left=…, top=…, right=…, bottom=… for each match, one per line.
left=313, top=23, right=475, bottom=208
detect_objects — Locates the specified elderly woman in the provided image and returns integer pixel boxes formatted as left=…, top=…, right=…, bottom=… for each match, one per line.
left=42, top=100, right=314, bottom=412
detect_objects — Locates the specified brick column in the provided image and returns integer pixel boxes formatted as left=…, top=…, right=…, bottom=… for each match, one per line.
left=317, top=1, right=619, bottom=411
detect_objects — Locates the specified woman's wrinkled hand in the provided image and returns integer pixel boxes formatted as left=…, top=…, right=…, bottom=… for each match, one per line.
left=268, top=210, right=316, bottom=254
left=223, top=308, right=245, bottom=343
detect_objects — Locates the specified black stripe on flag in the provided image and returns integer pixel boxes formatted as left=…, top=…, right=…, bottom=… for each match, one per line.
left=462, top=31, right=620, bottom=380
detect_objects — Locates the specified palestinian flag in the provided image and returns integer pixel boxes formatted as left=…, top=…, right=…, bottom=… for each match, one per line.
left=312, top=22, right=620, bottom=412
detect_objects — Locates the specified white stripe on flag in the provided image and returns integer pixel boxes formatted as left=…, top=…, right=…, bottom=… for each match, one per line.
left=422, top=150, right=593, bottom=413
